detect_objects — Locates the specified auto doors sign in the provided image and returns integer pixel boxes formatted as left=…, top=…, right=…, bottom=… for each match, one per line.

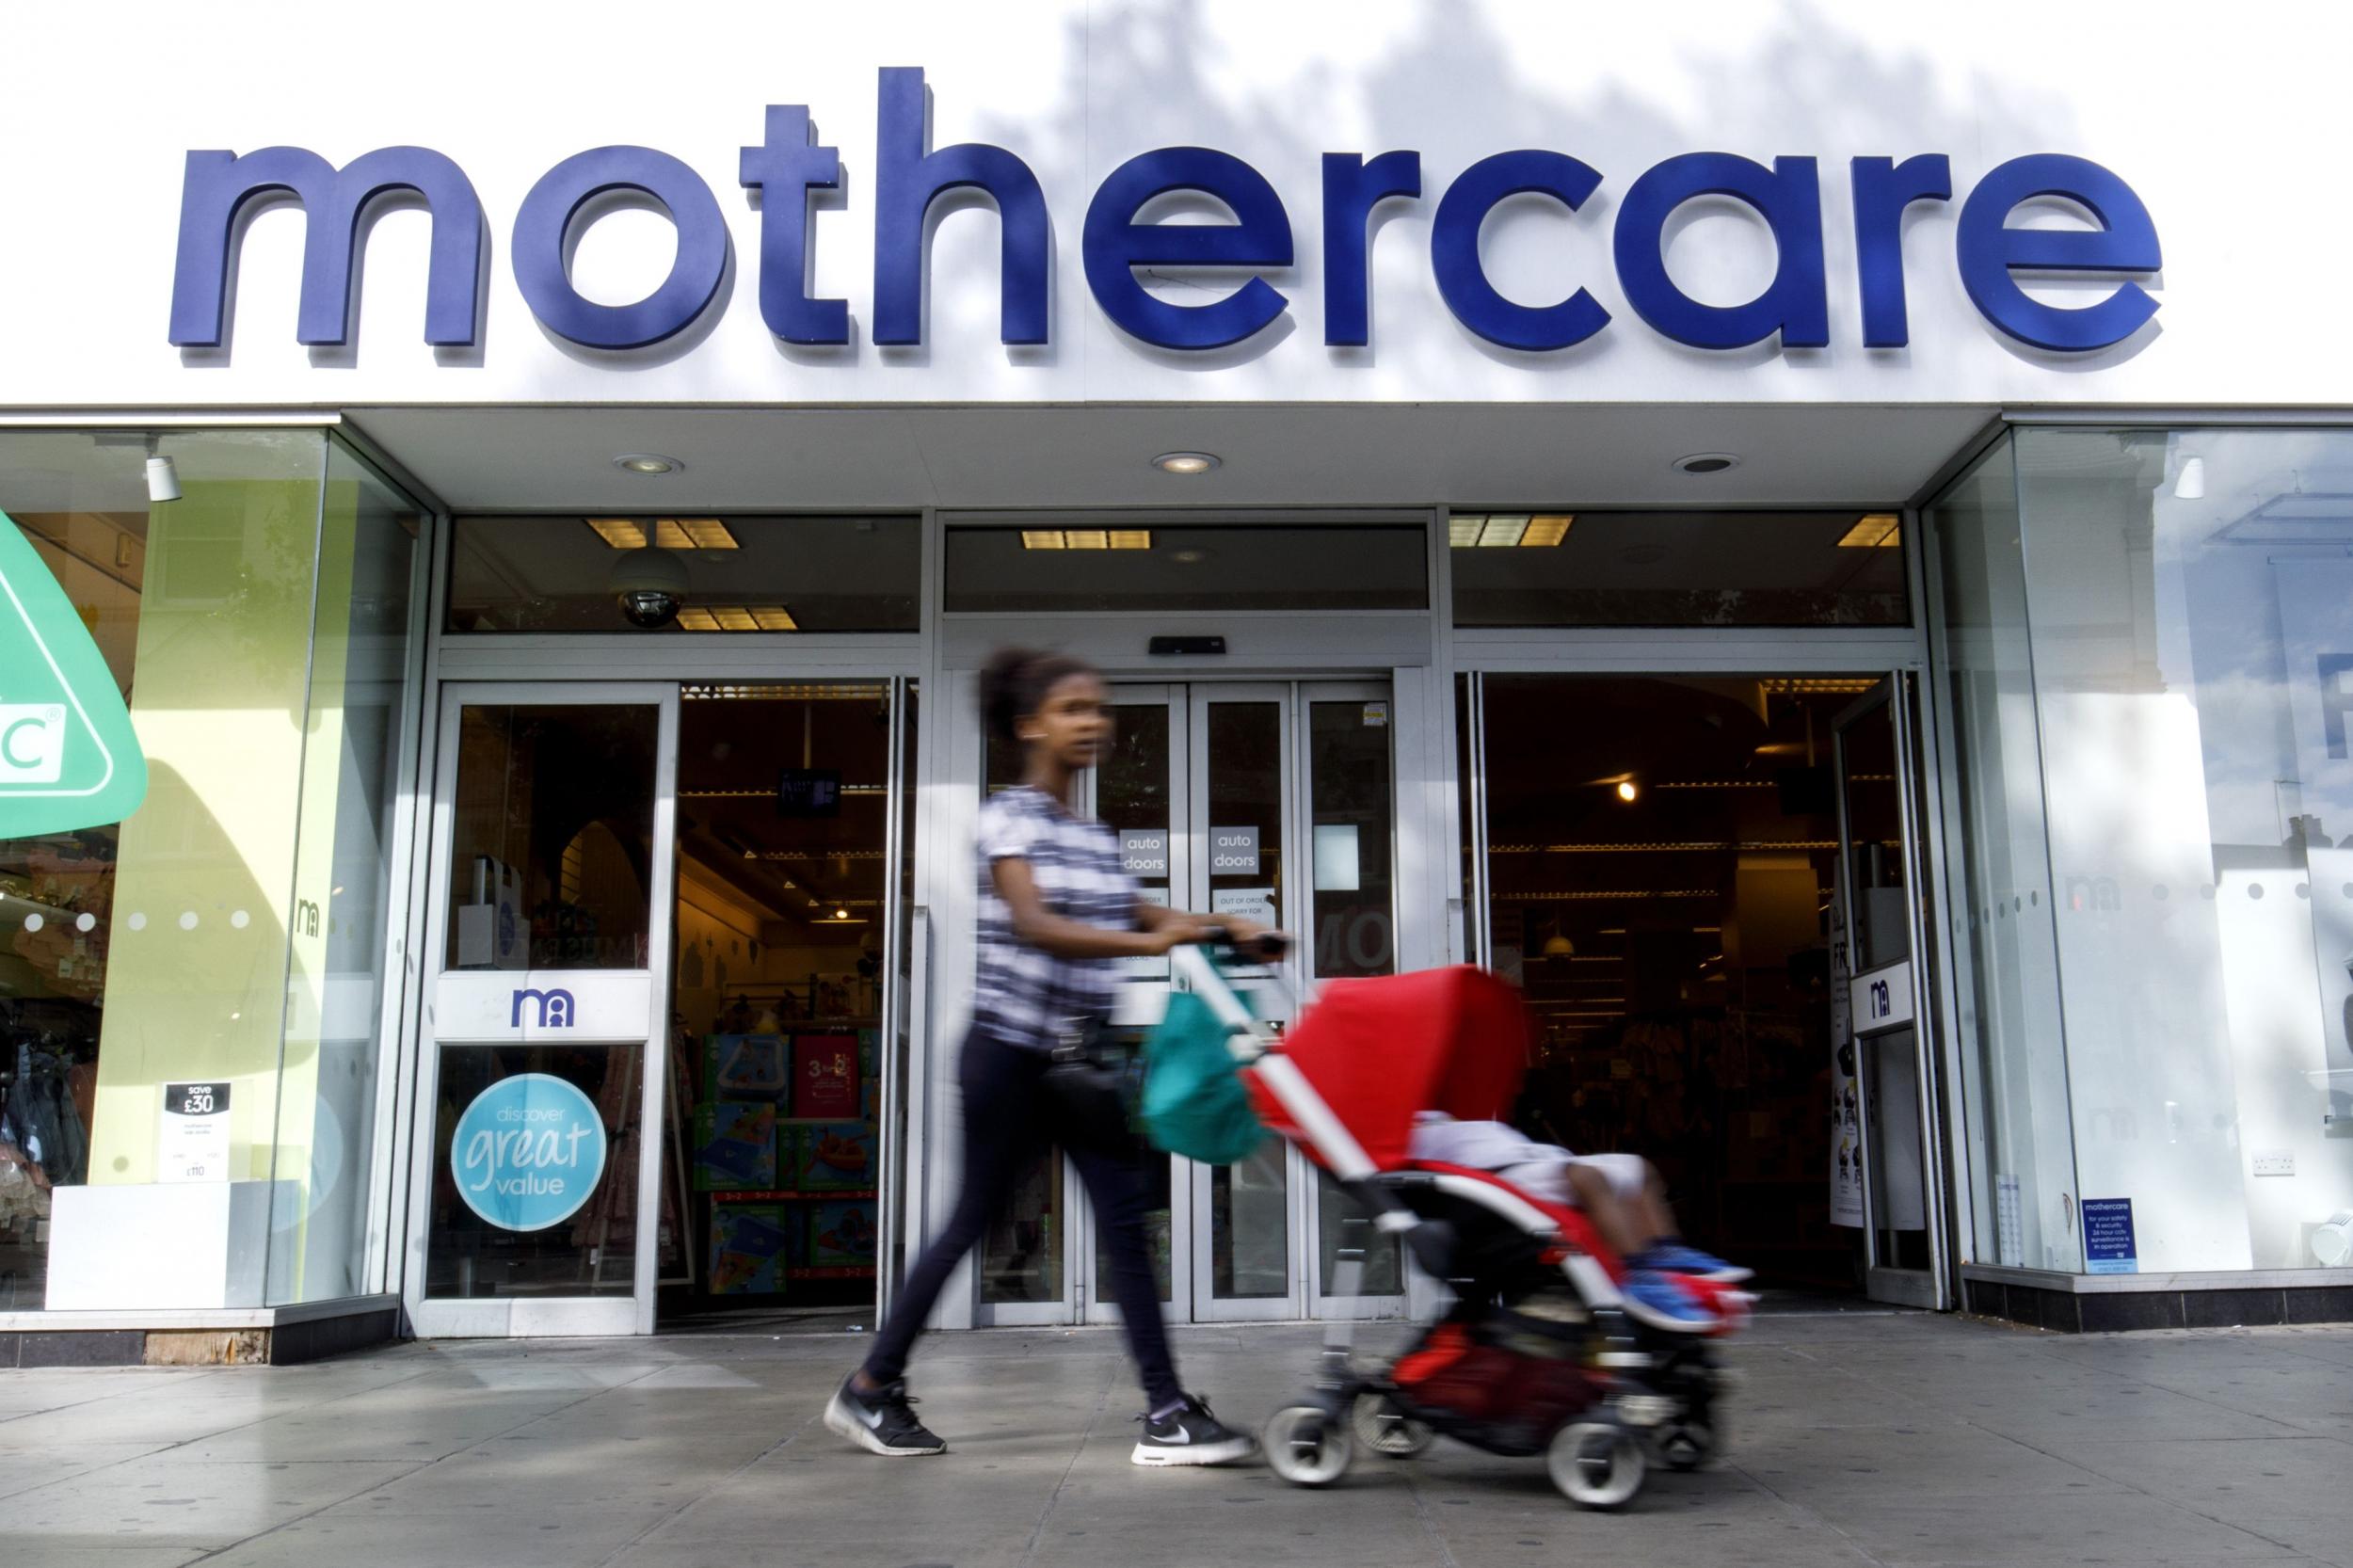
left=0, top=512, right=147, bottom=838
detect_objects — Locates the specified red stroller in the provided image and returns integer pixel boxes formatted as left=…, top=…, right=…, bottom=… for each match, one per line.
left=1173, top=949, right=1745, bottom=1510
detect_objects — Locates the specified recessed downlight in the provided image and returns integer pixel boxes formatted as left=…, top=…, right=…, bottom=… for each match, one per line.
left=614, top=453, right=682, bottom=475
left=1673, top=453, right=1739, bottom=475
left=1153, top=451, right=1221, bottom=475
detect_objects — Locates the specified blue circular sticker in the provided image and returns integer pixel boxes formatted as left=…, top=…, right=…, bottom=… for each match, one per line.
left=451, top=1073, right=609, bottom=1232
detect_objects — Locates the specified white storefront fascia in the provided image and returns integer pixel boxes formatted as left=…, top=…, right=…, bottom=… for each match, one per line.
left=0, top=0, right=2345, bottom=413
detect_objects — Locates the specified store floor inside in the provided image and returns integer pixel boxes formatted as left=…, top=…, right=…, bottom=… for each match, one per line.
left=1475, top=674, right=1895, bottom=1294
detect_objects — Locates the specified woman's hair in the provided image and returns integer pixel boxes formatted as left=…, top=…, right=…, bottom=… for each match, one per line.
left=979, top=646, right=1097, bottom=745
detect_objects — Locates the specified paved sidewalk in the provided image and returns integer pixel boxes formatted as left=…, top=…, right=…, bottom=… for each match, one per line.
left=1, top=1307, right=2351, bottom=1567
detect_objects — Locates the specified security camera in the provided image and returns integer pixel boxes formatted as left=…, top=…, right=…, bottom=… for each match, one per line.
left=608, top=546, right=688, bottom=629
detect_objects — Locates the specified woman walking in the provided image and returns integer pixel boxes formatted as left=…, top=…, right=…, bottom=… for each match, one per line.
left=825, top=647, right=1265, bottom=1465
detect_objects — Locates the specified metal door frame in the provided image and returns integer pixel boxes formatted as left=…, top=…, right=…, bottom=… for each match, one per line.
left=402, top=680, right=680, bottom=1337
left=1832, top=673, right=1951, bottom=1310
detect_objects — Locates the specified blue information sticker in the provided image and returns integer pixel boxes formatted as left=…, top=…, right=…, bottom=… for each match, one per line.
left=2082, top=1197, right=2138, bottom=1274
left=451, top=1073, right=609, bottom=1232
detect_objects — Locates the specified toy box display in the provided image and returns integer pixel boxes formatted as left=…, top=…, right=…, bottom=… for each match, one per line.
left=692, top=1101, right=777, bottom=1191
left=792, top=1032, right=861, bottom=1119
left=797, top=1120, right=876, bottom=1192
left=705, top=1033, right=789, bottom=1102
left=808, top=1199, right=878, bottom=1267
left=709, top=1204, right=793, bottom=1294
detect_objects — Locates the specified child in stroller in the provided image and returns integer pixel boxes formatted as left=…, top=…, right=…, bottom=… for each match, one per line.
left=1169, top=947, right=1747, bottom=1509
left=1408, top=1111, right=1750, bottom=1326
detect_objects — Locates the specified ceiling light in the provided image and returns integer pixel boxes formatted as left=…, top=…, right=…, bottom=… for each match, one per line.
left=1477, top=515, right=1529, bottom=547
left=614, top=453, right=681, bottom=475
left=677, top=605, right=799, bottom=632
left=1153, top=451, right=1221, bottom=475
left=1616, top=780, right=1639, bottom=803
left=2174, top=456, right=2206, bottom=501
left=656, top=518, right=737, bottom=551
left=712, top=606, right=759, bottom=632
left=677, top=607, right=720, bottom=632
left=587, top=518, right=648, bottom=549
left=1673, top=453, right=1739, bottom=475
left=1020, top=529, right=1153, bottom=551
left=1449, top=515, right=1483, bottom=548
left=748, top=606, right=798, bottom=632
left=1521, top=515, right=1573, bottom=546
left=1835, top=514, right=1902, bottom=549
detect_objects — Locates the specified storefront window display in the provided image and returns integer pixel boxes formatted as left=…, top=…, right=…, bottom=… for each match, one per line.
left=1933, top=426, right=2353, bottom=1275
left=0, top=428, right=422, bottom=1312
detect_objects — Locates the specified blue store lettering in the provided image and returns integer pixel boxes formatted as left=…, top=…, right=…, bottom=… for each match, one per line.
left=168, top=68, right=2160, bottom=360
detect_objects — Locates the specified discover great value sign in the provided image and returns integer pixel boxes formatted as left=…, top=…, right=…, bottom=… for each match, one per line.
left=0, top=512, right=147, bottom=839
left=451, top=1073, right=608, bottom=1232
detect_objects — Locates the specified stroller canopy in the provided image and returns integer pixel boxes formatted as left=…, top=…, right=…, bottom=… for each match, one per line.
left=1259, top=965, right=1529, bottom=1171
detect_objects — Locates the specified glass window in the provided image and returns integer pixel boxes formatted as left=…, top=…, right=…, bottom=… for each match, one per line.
left=1449, top=510, right=1908, bottom=628
left=1, top=428, right=422, bottom=1313
left=2004, top=427, right=2353, bottom=1273
left=1927, top=440, right=2079, bottom=1272
left=268, top=444, right=424, bottom=1304
left=446, top=515, right=920, bottom=633
left=943, top=524, right=1427, bottom=613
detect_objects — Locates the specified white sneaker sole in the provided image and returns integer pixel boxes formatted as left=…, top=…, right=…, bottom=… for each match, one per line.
left=824, top=1391, right=947, bottom=1456
left=1130, top=1435, right=1257, bottom=1467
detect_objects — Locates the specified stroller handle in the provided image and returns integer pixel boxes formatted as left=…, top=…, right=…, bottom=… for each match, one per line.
left=1169, top=941, right=1299, bottom=1058
left=1194, top=924, right=1290, bottom=962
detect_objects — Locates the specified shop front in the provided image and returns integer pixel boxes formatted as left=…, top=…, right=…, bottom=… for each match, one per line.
left=7, top=4, right=2353, bottom=1358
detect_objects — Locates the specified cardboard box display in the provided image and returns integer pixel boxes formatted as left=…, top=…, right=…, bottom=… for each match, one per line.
left=792, top=1033, right=861, bottom=1119
left=705, top=1033, right=789, bottom=1102
left=710, top=1204, right=792, bottom=1294
left=809, top=1199, right=878, bottom=1266
left=692, top=1101, right=776, bottom=1191
left=797, top=1121, right=876, bottom=1192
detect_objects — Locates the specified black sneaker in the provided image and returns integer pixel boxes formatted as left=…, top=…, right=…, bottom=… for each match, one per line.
left=824, top=1376, right=947, bottom=1457
left=1132, top=1394, right=1256, bottom=1466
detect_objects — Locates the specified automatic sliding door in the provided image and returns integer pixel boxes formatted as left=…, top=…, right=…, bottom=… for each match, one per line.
left=1299, top=684, right=1407, bottom=1316
left=1188, top=686, right=1303, bottom=1321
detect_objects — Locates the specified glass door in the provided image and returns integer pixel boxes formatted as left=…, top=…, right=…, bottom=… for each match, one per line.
left=1297, top=682, right=1408, bottom=1319
left=1833, top=675, right=1945, bottom=1309
left=1184, top=684, right=1305, bottom=1321
left=1079, top=686, right=1193, bottom=1323
left=406, top=682, right=679, bottom=1336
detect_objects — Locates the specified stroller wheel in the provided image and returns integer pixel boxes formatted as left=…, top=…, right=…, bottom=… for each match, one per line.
left=1548, top=1421, right=1646, bottom=1511
left=1656, top=1417, right=1718, bottom=1471
left=1264, top=1405, right=1354, bottom=1487
left=1352, top=1394, right=1435, bottom=1459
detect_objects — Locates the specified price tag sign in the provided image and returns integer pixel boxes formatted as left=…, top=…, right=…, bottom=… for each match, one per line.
left=159, top=1080, right=232, bottom=1184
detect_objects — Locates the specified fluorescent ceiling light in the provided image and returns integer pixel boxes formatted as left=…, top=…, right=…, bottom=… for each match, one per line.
left=1020, top=529, right=1153, bottom=550
left=678, top=605, right=798, bottom=632
left=1450, top=513, right=1570, bottom=547
left=1836, top=514, right=1902, bottom=549
left=589, top=518, right=741, bottom=551
left=587, top=518, right=648, bottom=549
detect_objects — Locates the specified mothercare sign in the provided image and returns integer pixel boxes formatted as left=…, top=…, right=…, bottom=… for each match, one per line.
left=0, top=514, right=147, bottom=839
left=452, top=1073, right=609, bottom=1232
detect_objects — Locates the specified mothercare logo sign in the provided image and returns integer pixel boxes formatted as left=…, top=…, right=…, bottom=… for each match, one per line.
left=0, top=514, right=146, bottom=838
left=452, top=1073, right=608, bottom=1232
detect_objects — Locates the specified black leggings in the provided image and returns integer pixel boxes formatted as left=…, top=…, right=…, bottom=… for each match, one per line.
left=861, top=1028, right=1182, bottom=1411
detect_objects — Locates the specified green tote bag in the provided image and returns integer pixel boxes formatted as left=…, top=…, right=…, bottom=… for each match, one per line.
left=1141, top=988, right=1266, bottom=1166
